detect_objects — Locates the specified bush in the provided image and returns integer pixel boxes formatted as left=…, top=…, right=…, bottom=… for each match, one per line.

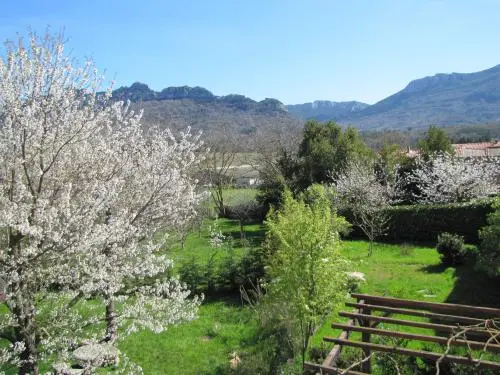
left=178, top=256, right=205, bottom=295
left=341, top=199, right=494, bottom=244
left=178, top=248, right=266, bottom=296
left=436, top=233, right=467, bottom=266
left=478, top=197, right=500, bottom=277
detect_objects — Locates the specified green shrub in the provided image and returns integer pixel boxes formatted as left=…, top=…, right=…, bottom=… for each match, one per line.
left=342, top=199, right=494, bottom=244
left=436, top=232, right=467, bottom=266
left=178, top=256, right=205, bottom=295
left=478, top=197, right=500, bottom=277
left=178, top=248, right=266, bottom=296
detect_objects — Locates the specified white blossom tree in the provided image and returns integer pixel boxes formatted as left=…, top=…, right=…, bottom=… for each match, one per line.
left=0, top=32, right=203, bottom=374
left=333, top=160, right=395, bottom=256
left=405, top=153, right=498, bottom=204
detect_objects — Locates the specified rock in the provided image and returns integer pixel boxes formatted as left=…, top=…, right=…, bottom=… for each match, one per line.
left=52, top=363, right=84, bottom=375
left=73, top=343, right=120, bottom=368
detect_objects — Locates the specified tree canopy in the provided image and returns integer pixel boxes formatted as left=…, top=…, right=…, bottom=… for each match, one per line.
left=263, top=185, right=350, bottom=367
left=418, top=125, right=454, bottom=158
left=0, top=31, right=203, bottom=374
left=293, top=120, right=372, bottom=190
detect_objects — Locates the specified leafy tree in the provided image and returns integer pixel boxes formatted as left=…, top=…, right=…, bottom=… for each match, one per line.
left=375, top=143, right=408, bottom=186
left=229, top=197, right=261, bottom=239
left=478, top=198, right=500, bottom=277
left=294, top=120, right=371, bottom=190
left=418, top=125, right=454, bottom=159
left=0, top=32, right=203, bottom=373
left=263, top=185, right=350, bottom=368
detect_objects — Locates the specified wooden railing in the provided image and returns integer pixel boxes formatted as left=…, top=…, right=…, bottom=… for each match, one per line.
left=304, top=293, right=500, bottom=374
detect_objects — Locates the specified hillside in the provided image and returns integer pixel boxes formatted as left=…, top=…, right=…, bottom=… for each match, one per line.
left=312, top=65, right=500, bottom=129
left=286, top=100, right=369, bottom=121
left=113, top=64, right=500, bottom=132
left=110, top=83, right=301, bottom=134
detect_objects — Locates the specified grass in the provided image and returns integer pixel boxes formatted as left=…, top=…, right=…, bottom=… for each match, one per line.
left=119, top=298, right=259, bottom=375
left=166, top=217, right=265, bottom=267
left=4, top=216, right=500, bottom=374
left=221, top=188, right=257, bottom=206
left=311, top=240, right=500, bottom=368
left=122, top=226, right=500, bottom=374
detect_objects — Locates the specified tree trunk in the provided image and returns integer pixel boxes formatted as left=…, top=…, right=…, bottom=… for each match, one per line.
left=104, top=298, right=118, bottom=344
left=239, top=221, right=245, bottom=240
left=17, top=328, right=38, bottom=375
left=14, top=298, right=39, bottom=375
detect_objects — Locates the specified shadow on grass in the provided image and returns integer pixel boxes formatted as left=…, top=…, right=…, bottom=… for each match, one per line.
left=444, top=258, right=500, bottom=308
left=228, top=227, right=266, bottom=244
left=419, top=258, right=500, bottom=307
left=419, top=263, right=449, bottom=274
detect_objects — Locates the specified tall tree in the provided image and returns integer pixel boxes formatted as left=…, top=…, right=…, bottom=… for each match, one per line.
left=0, top=32, right=202, bottom=373
left=296, top=120, right=371, bottom=190
left=202, top=124, right=240, bottom=216
left=418, top=125, right=454, bottom=159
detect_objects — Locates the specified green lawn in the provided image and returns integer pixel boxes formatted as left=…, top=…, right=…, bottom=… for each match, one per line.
left=117, top=230, right=500, bottom=374
left=312, top=240, right=500, bottom=372
left=119, top=299, right=259, bottom=375
left=167, top=218, right=265, bottom=267
left=3, top=218, right=499, bottom=374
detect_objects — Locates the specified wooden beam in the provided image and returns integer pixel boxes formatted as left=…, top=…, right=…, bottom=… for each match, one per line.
left=329, top=323, right=500, bottom=354
left=322, top=319, right=354, bottom=366
left=322, top=299, right=365, bottom=367
left=338, top=312, right=492, bottom=338
left=359, top=304, right=371, bottom=373
left=304, top=361, right=369, bottom=375
left=351, top=294, right=500, bottom=318
left=328, top=338, right=500, bottom=370
left=346, top=302, right=485, bottom=325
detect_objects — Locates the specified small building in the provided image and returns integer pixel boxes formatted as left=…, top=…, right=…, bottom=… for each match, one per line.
left=454, top=141, right=500, bottom=157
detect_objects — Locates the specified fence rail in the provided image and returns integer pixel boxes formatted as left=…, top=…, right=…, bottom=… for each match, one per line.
left=305, top=293, right=500, bottom=374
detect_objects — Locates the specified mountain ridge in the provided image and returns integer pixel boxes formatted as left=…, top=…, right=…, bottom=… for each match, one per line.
left=327, top=64, right=500, bottom=129
left=112, top=63, right=500, bottom=132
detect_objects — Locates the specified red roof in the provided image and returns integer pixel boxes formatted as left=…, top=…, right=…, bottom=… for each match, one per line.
left=453, top=141, right=500, bottom=156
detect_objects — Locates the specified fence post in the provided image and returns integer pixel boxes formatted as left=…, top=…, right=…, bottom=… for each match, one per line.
left=360, top=300, right=371, bottom=373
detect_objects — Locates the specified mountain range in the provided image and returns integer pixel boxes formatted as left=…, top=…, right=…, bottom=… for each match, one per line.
left=113, top=82, right=299, bottom=135
left=289, top=64, right=500, bottom=129
left=112, top=64, right=500, bottom=132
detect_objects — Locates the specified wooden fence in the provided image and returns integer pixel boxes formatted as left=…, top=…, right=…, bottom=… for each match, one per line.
left=304, top=293, right=500, bottom=374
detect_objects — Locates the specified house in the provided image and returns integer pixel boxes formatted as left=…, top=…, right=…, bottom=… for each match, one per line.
left=453, top=141, right=500, bottom=157
left=405, top=141, right=500, bottom=158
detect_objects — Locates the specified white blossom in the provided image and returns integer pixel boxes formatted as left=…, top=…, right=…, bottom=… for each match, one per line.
left=333, top=160, right=394, bottom=255
left=405, top=153, right=498, bottom=203
left=0, top=31, right=204, bottom=372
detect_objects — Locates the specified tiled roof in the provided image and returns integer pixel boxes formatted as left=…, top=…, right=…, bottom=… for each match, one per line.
left=453, top=141, right=500, bottom=156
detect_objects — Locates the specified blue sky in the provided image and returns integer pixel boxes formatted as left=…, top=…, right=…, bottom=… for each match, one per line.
left=1, top=0, right=500, bottom=104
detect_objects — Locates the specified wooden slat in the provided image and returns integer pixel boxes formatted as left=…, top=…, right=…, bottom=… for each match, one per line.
left=338, top=312, right=492, bottom=338
left=339, top=311, right=457, bottom=332
left=346, top=302, right=485, bottom=325
left=351, top=293, right=500, bottom=318
left=304, top=361, right=368, bottom=375
left=322, top=299, right=365, bottom=367
left=329, top=338, right=500, bottom=370
left=329, top=323, right=500, bottom=354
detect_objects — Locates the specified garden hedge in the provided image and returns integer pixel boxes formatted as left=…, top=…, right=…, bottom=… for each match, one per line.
left=341, top=199, right=495, bottom=244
